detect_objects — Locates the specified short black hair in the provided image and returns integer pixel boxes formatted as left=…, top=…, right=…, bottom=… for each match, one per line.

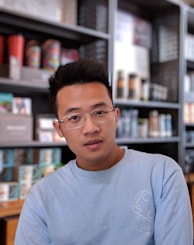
left=49, top=59, right=112, bottom=115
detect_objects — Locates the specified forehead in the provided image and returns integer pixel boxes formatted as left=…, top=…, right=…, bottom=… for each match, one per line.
left=56, top=82, right=112, bottom=112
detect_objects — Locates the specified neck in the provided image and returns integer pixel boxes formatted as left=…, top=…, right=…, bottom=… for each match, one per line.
left=76, top=146, right=125, bottom=171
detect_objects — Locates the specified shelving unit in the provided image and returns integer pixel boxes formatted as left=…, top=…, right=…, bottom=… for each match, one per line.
left=0, top=200, right=24, bottom=218
left=112, top=0, right=185, bottom=166
left=1, top=0, right=194, bottom=243
left=0, top=0, right=112, bottom=157
left=0, top=0, right=191, bottom=192
left=0, top=0, right=190, bottom=174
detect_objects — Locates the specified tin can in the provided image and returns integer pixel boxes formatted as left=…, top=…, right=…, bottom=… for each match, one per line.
left=8, top=34, right=25, bottom=66
left=42, top=39, right=61, bottom=71
left=25, top=40, right=41, bottom=68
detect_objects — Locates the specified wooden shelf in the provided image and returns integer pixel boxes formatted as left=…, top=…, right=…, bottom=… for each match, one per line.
left=0, top=200, right=24, bottom=218
left=185, top=173, right=194, bottom=184
left=185, top=173, right=194, bottom=223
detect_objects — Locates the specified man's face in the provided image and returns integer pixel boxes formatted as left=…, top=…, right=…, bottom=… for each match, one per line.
left=53, top=82, right=120, bottom=170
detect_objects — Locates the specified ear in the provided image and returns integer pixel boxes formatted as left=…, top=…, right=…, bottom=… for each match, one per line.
left=114, top=107, right=120, bottom=127
left=53, top=120, right=64, bottom=138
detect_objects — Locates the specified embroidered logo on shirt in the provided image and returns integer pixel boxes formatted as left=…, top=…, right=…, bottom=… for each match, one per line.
left=131, top=190, right=154, bottom=223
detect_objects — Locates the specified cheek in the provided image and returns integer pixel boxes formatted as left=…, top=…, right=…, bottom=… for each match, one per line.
left=63, top=130, right=79, bottom=146
left=65, top=136, right=81, bottom=156
left=103, top=120, right=117, bottom=136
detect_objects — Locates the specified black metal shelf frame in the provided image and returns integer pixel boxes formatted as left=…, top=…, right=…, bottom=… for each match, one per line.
left=0, top=8, right=110, bottom=46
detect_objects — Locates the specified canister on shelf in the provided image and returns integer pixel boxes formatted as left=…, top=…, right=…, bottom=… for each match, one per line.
left=25, top=40, right=41, bottom=69
left=128, top=73, right=141, bottom=100
left=141, top=78, right=149, bottom=101
left=138, top=118, right=148, bottom=138
left=42, top=39, right=61, bottom=72
left=116, top=70, right=125, bottom=98
left=8, top=34, right=25, bottom=66
left=165, top=114, right=173, bottom=137
left=149, top=110, right=159, bottom=138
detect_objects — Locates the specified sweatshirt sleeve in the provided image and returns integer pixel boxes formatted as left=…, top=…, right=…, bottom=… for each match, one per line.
left=14, top=189, right=53, bottom=245
left=153, top=157, right=193, bottom=245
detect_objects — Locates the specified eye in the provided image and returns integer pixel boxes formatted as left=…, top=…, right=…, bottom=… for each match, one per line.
left=67, top=114, right=81, bottom=122
left=95, top=109, right=106, bottom=116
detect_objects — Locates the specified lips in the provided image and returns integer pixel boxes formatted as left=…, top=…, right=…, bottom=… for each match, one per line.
left=84, top=139, right=102, bottom=149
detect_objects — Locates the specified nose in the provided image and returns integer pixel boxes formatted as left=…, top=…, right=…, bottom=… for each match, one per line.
left=82, top=114, right=100, bottom=134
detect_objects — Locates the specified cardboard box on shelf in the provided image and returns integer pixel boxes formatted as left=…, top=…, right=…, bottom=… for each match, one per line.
left=0, top=63, right=21, bottom=80
left=38, top=148, right=62, bottom=164
left=0, top=64, right=52, bottom=86
left=0, top=113, right=33, bottom=142
left=14, top=164, right=40, bottom=183
left=0, top=149, right=14, bottom=169
left=0, top=182, right=18, bottom=201
left=13, top=148, right=34, bottom=165
left=0, top=92, right=13, bottom=113
left=21, top=67, right=53, bottom=87
left=0, top=167, right=14, bottom=182
left=35, top=114, right=66, bottom=143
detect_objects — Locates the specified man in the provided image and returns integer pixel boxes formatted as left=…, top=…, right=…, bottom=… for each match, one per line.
left=15, top=59, right=193, bottom=244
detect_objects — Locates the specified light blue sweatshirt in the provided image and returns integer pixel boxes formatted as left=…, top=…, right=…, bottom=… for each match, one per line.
left=15, top=149, right=193, bottom=245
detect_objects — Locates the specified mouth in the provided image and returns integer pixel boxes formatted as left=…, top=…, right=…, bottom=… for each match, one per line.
left=84, top=139, right=102, bottom=150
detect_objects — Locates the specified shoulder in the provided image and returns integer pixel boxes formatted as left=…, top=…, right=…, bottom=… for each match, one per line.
left=126, top=149, right=179, bottom=167
left=28, top=159, right=76, bottom=195
left=124, top=150, right=187, bottom=203
left=124, top=149, right=182, bottom=181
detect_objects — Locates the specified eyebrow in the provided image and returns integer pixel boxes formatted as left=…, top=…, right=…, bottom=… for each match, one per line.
left=64, top=102, right=110, bottom=114
left=65, top=107, right=80, bottom=114
left=92, top=102, right=109, bottom=109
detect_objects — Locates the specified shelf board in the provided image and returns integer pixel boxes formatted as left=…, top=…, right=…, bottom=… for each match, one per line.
left=185, top=123, right=194, bottom=127
left=0, top=78, right=49, bottom=92
left=0, top=141, right=67, bottom=148
left=114, top=99, right=180, bottom=109
left=185, top=172, right=194, bottom=183
left=116, top=136, right=180, bottom=144
left=0, top=200, right=24, bottom=218
left=0, top=8, right=110, bottom=45
left=185, top=142, right=194, bottom=148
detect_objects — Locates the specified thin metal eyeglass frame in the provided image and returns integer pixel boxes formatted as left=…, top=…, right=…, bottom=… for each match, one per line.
left=58, top=107, right=115, bottom=130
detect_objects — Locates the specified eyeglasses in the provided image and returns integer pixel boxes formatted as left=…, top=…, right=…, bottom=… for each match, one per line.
left=58, top=107, right=115, bottom=130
